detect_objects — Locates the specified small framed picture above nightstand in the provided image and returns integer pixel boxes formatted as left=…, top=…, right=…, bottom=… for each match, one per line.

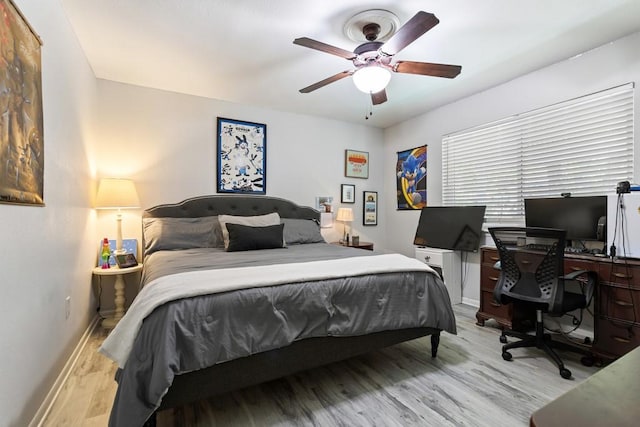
left=341, top=184, right=355, bottom=203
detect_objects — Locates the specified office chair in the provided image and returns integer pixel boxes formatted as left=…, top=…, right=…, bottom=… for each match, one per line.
left=488, top=227, right=597, bottom=379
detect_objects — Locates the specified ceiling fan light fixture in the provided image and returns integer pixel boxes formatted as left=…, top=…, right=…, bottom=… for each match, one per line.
left=352, top=66, right=391, bottom=93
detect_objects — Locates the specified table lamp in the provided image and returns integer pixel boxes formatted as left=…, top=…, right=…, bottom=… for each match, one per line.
left=95, top=178, right=140, bottom=255
left=336, top=207, right=354, bottom=244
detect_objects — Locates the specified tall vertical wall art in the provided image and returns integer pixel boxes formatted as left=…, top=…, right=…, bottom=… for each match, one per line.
left=216, top=117, right=267, bottom=194
left=396, top=145, right=427, bottom=210
left=0, top=0, right=44, bottom=205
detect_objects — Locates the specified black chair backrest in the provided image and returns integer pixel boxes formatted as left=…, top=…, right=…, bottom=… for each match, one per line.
left=489, top=227, right=567, bottom=313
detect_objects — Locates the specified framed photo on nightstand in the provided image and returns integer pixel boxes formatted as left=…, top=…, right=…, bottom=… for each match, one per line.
left=115, top=253, right=138, bottom=269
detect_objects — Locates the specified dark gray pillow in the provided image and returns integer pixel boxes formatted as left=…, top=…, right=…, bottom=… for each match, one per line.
left=282, top=218, right=325, bottom=245
left=143, top=216, right=223, bottom=255
left=226, top=223, right=285, bottom=252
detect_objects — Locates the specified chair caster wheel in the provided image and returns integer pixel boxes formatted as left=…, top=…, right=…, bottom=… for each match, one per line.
left=560, top=368, right=572, bottom=379
left=502, top=351, right=512, bottom=361
left=581, top=355, right=595, bottom=367
left=500, top=335, right=508, bottom=344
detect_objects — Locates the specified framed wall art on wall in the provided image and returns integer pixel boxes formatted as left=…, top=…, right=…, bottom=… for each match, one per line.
left=396, top=145, right=427, bottom=210
left=341, top=184, right=355, bottom=203
left=345, top=149, right=369, bottom=179
left=216, top=117, right=266, bottom=194
left=363, top=191, right=378, bottom=226
left=0, top=0, right=44, bottom=206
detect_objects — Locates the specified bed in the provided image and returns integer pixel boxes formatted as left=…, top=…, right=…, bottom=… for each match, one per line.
left=99, top=195, right=457, bottom=427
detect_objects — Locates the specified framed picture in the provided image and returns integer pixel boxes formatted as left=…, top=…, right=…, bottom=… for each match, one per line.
left=0, top=0, right=44, bottom=206
left=315, top=196, right=333, bottom=213
left=341, top=184, right=355, bottom=203
left=216, top=117, right=266, bottom=194
left=345, top=149, right=369, bottom=179
left=396, top=145, right=427, bottom=210
left=115, top=253, right=138, bottom=269
left=363, top=191, right=378, bottom=226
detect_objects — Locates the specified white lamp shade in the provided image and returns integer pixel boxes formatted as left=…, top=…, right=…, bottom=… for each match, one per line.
left=336, top=207, right=354, bottom=222
left=95, top=178, right=140, bottom=209
left=352, top=66, right=391, bottom=93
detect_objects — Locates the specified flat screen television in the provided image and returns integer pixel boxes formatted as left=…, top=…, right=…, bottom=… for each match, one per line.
left=414, top=206, right=486, bottom=252
left=524, top=196, right=607, bottom=242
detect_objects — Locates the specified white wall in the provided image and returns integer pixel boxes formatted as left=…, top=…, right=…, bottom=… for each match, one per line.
left=383, top=31, right=640, bottom=305
left=0, top=1, right=99, bottom=425
left=92, top=80, right=387, bottom=308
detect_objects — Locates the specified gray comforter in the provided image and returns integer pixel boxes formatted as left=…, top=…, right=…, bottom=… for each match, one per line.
left=108, top=243, right=457, bottom=426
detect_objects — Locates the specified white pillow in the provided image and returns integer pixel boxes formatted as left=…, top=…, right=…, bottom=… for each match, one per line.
left=218, top=212, right=281, bottom=249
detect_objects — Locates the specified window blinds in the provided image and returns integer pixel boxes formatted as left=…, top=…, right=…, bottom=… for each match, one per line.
left=442, top=83, right=634, bottom=224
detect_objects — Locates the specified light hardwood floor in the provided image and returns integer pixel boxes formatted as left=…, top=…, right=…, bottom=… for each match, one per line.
left=43, top=305, right=599, bottom=426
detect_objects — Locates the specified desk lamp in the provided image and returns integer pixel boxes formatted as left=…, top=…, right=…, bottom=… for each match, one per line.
left=336, top=207, right=354, bottom=244
left=95, top=178, right=140, bottom=255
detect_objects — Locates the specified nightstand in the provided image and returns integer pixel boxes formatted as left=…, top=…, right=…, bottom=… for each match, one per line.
left=331, top=241, right=374, bottom=251
left=92, top=263, right=143, bottom=329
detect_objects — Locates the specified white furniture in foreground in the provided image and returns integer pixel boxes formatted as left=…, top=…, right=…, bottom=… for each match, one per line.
left=92, top=264, right=143, bottom=328
left=414, top=246, right=462, bottom=305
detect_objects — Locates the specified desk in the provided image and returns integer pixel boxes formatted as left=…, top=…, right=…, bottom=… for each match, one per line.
left=476, top=246, right=640, bottom=361
left=93, top=264, right=143, bottom=328
left=530, top=345, right=640, bottom=427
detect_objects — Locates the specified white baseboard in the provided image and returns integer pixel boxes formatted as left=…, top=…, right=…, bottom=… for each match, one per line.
left=29, top=315, right=100, bottom=427
left=462, top=297, right=480, bottom=308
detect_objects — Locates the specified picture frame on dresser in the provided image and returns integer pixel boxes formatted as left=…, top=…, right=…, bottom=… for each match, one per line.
left=216, top=117, right=266, bottom=194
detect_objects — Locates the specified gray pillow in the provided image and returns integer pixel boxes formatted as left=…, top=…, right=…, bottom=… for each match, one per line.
left=143, top=216, right=223, bottom=255
left=218, top=212, right=281, bottom=249
left=282, top=218, right=325, bottom=245
left=226, top=223, right=285, bottom=252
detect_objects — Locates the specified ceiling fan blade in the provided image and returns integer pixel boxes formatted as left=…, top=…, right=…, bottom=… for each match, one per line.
left=293, top=37, right=356, bottom=60
left=371, top=89, right=387, bottom=105
left=299, top=71, right=352, bottom=93
left=394, top=61, right=462, bottom=78
left=380, top=11, right=439, bottom=56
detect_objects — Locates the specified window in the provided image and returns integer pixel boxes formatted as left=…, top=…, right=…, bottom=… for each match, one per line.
left=442, top=83, right=634, bottom=224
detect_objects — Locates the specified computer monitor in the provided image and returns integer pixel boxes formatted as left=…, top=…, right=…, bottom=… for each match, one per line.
left=414, top=206, right=486, bottom=252
left=524, top=196, right=607, bottom=242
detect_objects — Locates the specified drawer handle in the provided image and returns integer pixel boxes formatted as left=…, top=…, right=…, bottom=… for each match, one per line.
left=489, top=276, right=498, bottom=282
left=490, top=256, right=500, bottom=261
left=490, top=301, right=501, bottom=308
left=570, top=267, right=583, bottom=271
left=611, top=335, right=631, bottom=344
left=613, top=300, right=634, bottom=308
left=613, top=272, right=633, bottom=279
left=424, top=256, right=431, bottom=262
left=521, top=260, right=532, bottom=265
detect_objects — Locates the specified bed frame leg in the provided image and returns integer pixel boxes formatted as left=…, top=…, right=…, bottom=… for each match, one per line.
left=143, top=412, right=157, bottom=427
left=431, top=332, right=441, bottom=358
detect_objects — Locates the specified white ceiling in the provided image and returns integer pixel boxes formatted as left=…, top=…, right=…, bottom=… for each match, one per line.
left=60, top=0, right=640, bottom=128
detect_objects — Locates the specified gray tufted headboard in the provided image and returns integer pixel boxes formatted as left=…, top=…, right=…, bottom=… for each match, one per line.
left=143, top=195, right=320, bottom=221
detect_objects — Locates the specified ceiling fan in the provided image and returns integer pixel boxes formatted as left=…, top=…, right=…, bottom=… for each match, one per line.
left=293, top=11, right=462, bottom=105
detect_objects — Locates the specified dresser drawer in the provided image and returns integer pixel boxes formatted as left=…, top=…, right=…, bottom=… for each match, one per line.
left=564, top=258, right=597, bottom=275
left=599, top=263, right=640, bottom=289
left=481, top=266, right=500, bottom=291
left=594, top=318, right=640, bottom=359
left=482, top=248, right=500, bottom=265
left=598, top=284, right=640, bottom=322
left=481, top=290, right=509, bottom=318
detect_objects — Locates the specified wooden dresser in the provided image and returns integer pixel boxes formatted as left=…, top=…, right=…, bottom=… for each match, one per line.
left=476, top=246, right=640, bottom=361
